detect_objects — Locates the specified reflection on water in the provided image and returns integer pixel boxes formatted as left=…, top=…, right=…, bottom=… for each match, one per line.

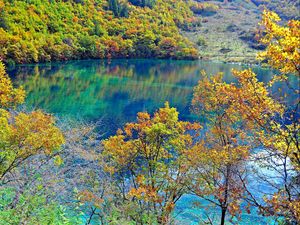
left=10, top=59, right=279, bottom=136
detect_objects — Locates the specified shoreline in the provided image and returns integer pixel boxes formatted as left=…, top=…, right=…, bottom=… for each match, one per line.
left=7, top=57, right=265, bottom=71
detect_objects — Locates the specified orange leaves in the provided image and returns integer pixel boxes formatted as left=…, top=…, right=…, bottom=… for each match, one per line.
left=137, top=111, right=151, bottom=122
left=153, top=102, right=179, bottom=125
left=102, top=133, right=136, bottom=171
left=228, top=202, right=242, bottom=217
left=190, top=2, right=219, bottom=15
left=192, top=72, right=232, bottom=114
left=232, top=69, right=283, bottom=122
left=164, top=202, right=175, bottom=213
left=263, top=192, right=300, bottom=222
left=0, top=109, right=65, bottom=178
left=191, top=20, right=298, bottom=222
left=103, top=102, right=201, bottom=172
left=289, top=200, right=300, bottom=222
left=191, top=68, right=283, bottom=165
left=104, top=39, right=120, bottom=58
left=136, top=174, right=146, bottom=184
left=158, top=37, right=178, bottom=57
left=78, top=190, right=104, bottom=208
left=193, top=69, right=283, bottom=130
left=102, top=102, right=201, bottom=218
left=190, top=69, right=265, bottom=220
left=189, top=141, right=249, bottom=171
left=72, top=16, right=79, bottom=23
left=128, top=185, right=161, bottom=203
left=124, top=123, right=135, bottom=136
left=128, top=176, right=162, bottom=203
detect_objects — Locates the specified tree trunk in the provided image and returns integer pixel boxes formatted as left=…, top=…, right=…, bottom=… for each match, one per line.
left=220, top=207, right=226, bottom=225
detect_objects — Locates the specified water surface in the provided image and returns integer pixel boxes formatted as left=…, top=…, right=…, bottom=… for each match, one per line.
left=10, top=59, right=280, bottom=136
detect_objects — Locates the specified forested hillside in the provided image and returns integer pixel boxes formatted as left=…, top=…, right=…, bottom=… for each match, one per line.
left=0, top=0, right=198, bottom=65
left=0, top=0, right=299, bottom=64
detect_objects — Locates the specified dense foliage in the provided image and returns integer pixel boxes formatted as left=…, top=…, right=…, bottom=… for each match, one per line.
left=189, top=2, right=219, bottom=16
left=258, top=10, right=300, bottom=75
left=0, top=0, right=198, bottom=65
left=0, top=62, right=64, bottom=179
left=103, top=102, right=201, bottom=223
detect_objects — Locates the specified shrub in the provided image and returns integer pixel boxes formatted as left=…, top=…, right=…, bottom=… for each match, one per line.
left=190, top=2, right=219, bottom=16
left=197, top=36, right=207, bottom=47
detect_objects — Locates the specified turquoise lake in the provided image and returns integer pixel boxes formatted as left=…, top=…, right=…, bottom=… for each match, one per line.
left=9, top=59, right=292, bottom=224
left=9, top=59, right=283, bottom=136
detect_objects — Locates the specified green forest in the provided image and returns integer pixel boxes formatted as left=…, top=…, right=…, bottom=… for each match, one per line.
left=0, top=0, right=199, bottom=65
left=0, top=0, right=299, bottom=225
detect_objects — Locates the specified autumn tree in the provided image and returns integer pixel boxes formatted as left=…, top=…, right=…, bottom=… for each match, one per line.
left=191, top=11, right=300, bottom=223
left=102, top=102, right=201, bottom=224
left=189, top=11, right=299, bottom=224
left=245, top=10, right=300, bottom=223
left=0, top=60, right=67, bottom=224
left=190, top=70, right=272, bottom=225
left=0, top=60, right=64, bottom=183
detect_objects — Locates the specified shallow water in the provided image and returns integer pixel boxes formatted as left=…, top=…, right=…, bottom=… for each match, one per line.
left=9, top=59, right=294, bottom=224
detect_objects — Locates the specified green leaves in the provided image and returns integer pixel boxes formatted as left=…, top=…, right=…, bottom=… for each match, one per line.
left=0, top=187, right=73, bottom=225
left=1, top=0, right=198, bottom=63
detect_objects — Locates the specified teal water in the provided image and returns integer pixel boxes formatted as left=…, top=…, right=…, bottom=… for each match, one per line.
left=10, top=59, right=281, bottom=136
left=9, top=59, right=290, bottom=224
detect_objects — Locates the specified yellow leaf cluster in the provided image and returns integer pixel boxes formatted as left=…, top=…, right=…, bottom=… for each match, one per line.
left=258, top=10, right=300, bottom=76
left=102, top=102, right=201, bottom=174
left=0, top=62, right=25, bottom=108
left=102, top=102, right=201, bottom=218
left=0, top=61, right=64, bottom=179
left=128, top=185, right=161, bottom=203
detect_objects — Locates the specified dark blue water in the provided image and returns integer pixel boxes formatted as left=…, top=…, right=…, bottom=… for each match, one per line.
left=9, top=59, right=293, bottom=224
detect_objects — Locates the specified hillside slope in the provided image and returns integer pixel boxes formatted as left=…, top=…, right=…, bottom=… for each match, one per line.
left=0, top=0, right=198, bottom=65
left=182, top=0, right=299, bottom=63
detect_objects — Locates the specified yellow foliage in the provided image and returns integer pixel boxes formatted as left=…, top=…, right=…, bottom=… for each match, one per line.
left=103, top=102, right=201, bottom=174
left=0, top=62, right=25, bottom=108
left=264, top=192, right=300, bottom=223
left=102, top=102, right=201, bottom=218
left=258, top=10, right=300, bottom=76
left=0, top=61, right=64, bottom=179
left=191, top=68, right=286, bottom=219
